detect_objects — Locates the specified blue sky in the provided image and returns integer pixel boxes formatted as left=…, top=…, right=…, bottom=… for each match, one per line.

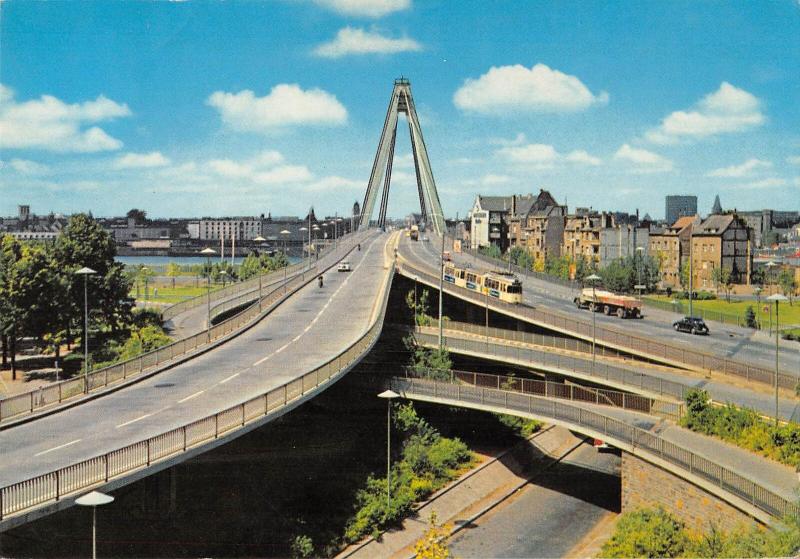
left=1, top=0, right=799, bottom=221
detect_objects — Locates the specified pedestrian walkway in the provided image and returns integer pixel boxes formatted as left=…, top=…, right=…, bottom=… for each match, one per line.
left=336, top=426, right=582, bottom=559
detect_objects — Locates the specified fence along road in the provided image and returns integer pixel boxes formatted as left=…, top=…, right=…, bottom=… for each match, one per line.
left=0, top=231, right=396, bottom=530
left=0, top=233, right=365, bottom=426
left=396, top=237, right=797, bottom=390
left=417, top=321, right=800, bottom=422
left=390, top=376, right=797, bottom=526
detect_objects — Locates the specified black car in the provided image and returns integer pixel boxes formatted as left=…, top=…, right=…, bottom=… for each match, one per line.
left=673, top=316, right=709, bottom=335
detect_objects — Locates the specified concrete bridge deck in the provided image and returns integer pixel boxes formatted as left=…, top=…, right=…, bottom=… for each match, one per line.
left=397, top=234, right=798, bottom=387
left=0, top=231, right=397, bottom=529
left=416, top=324, right=800, bottom=422
left=389, top=375, right=798, bottom=525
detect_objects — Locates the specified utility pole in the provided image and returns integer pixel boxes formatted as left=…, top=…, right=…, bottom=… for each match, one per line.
left=438, top=231, right=445, bottom=350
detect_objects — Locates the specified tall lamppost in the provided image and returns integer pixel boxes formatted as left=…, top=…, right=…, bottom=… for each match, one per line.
left=438, top=232, right=445, bottom=351
left=754, top=286, right=762, bottom=329
left=336, top=217, right=343, bottom=249
left=75, top=490, right=114, bottom=559
left=635, top=246, right=645, bottom=297
left=200, top=247, right=216, bottom=342
left=280, top=229, right=290, bottom=290
left=141, top=266, right=150, bottom=310
left=253, top=236, right=267, bottom=307
left=767, top=293, right=788, bottom=426
left=585, top=273, right=601, bottom=373
left=219, top=269, right=228, bottom=288
left=766, top=261, right=777, bottom=296
left=299, top=226, right=309, bottom=271
left=75, top=266, right=96, bottom=390
left=377, top=389, right=399, bottom=511
left=312, top=225, right=321, bottom=261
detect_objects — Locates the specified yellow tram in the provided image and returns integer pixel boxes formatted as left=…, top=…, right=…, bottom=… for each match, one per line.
left=443, top=264, right=523, bottom=304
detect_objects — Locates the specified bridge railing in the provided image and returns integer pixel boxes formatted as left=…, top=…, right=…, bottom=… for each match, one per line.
left=397, top=260, right=795, bottom=390
left=402, top=367, right=683, bottom=420
left=0, top=241, right=394, bottom=523
left=0, top=234, right=367, bottom=425
left=391, top=376, right=796, bottom=520
left=413, top=328, right=689, bottom=403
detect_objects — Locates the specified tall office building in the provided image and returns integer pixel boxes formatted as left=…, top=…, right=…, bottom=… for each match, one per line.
left=665, top=195, right=697, bottom=225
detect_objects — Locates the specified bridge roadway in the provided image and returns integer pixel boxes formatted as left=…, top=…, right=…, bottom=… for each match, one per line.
left=390, top=375, right=798, bottom=524
left=416, top=325, right=800, bottom=422
left=0, top=231, right=394, bottom=525
left=398, top=234, right=799, bottom=377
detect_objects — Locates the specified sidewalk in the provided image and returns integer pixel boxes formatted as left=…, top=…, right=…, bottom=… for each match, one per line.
left=335, top=426, right=583, bottom=559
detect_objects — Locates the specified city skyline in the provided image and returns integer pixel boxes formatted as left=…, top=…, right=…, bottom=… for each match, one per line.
left=1, top=1, right=799, bottom=220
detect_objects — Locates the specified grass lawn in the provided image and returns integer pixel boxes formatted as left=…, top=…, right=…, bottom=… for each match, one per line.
left=647, top=294, right=800, bottom=326
left=130, top=283, right=225, bottom=304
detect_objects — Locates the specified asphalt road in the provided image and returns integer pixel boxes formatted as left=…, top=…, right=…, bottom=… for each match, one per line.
left=0, top=231, right=392, bottom=488
left=448, top=441, right=620, bottom=559
left=400, top=235, right=800, bottom=376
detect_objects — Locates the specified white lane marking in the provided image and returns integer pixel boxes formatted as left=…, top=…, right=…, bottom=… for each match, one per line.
left=116, top=412, right=154, bottom=428
left=178, top=390, right=205, bottom=403
left=35, top=439, right=82, bottom=457
left=219, top=372, right=240, bottom=384
left=250, top=237, right=380, bottom=368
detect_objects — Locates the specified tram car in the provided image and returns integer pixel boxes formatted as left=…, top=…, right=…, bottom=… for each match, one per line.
left=443, top=264, right=523, bottom=304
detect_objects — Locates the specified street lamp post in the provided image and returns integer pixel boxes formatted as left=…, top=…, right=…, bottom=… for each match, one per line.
left=585, top=273, right=601, bottom=373
left=253, top=236, right=266, bottom=309
left=438, top=232, right=445, bottom=351
left=754, top=286, right=762, bottom=329
left=766, top=261, right=777, bottom=296
left=75, top=490, right=114, bottom=559
left=635, top=247, right=645, bottom=297
left=299, top=226, right=309, bottom=272
left=141, top=266, right=150, bottom=310
left=377, top=389, right=399, bottom=511
left=200, top=248, right=216, bottom=342
left=767, top=293, right=788, bottom=426
left=312, top=225, right=321, bottom=261
left=280, top=229, right=291, bottom=291
left=75, top=267, right=96, bottom=391
left=219, top=269, right=227, bottom=288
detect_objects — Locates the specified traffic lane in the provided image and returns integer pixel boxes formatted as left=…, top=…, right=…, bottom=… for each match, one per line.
left=0, top=233, right=388, bottom=486
left=448, top=442, right=620, bottom=559
left=400, top=237, right=798, bottom=373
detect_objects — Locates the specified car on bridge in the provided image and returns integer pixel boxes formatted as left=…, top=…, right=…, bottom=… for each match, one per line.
left=337, top=261, right=352, bottom=272
left=672, top=316, right=710, bottom=335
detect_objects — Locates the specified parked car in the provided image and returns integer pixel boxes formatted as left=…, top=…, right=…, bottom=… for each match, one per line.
left=672, top=316, right=709, bottom=335
left=337, top=261, right=352, bottom=272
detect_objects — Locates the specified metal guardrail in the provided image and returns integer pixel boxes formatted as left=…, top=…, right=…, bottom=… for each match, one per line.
left=397, top=260, right=795, bottom=390
left=403, top=368, right=683, bottom=420
left=391, top=376, right=796, bottom=520
left=0, top=244, right=395, bottom=522
left=0, top=269, right=314, bottom=424
left=0, top=233, right=363, bottom=424
left=414, top=329, right=689, bottom=402
left=452, top=235, right=763, bottom=331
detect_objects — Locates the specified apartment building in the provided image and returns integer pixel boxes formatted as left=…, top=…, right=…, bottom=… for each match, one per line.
left=562, top=210, right=613, bottom=264
left=691, top=214, right=752, bottom=289
left=469, top=194, right=536, bottom=251
left=190, top=218, right=263, bottom=241
left=509, top=189, right=567, bottom=262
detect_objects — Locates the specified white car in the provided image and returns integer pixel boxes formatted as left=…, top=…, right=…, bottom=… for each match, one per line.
left=337, top=261, right=352, bottom=272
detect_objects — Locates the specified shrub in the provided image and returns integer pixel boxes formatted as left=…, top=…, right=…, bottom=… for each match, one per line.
left=427, top=437, right=471, bottom=477
left=745, top=305, right=758, bottom=328
left=599, top=507, right=689, bottom=558
left=290, top=535, right=313, bottom=559
left=496, top=413, right=543, bottom=438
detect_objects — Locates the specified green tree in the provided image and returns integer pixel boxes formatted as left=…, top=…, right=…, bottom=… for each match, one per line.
left=679, top=260, right=691, bottom=293
left=778, top=269, right=797, bottom=305
left=126, top=208, right=147, bottom=225
left=479, top=244, right=501, bottom=259
left=238, top=253, right=262, bottom=281
left=290, top=535, right=314, bottom=559
left=599, top=259, right=632, bottom=293
left=711, top=266, right=733, bottom=302
left=745, top=305, right=758, bottom=329
left=166, top=262, right=181, bottom=289
left=54, top=214, right=132, bottom=338
left=508, top=246, right=533, bottom=270
left=406, top=288, right=432, bottom=326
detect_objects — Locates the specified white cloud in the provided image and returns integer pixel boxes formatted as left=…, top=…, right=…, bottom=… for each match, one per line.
left=646, top=82, right=764, bottom=144
left=488, top=132, right=527, bottom=146
left=497, top=143, right=602, bottom=169
left=207, top=84, right=347, bottom=132
left=614, top=144, right=673, bottom=173
left=481, top=174, right=512, bottom=185
left=114, top=151, right=171, bottom=169
left=302, top=175, right=363, bottom=191
left=564, top=150, right=602, bottom=166
left=6, top=158, right=51, bottom=175
left=453, top=63, right=608, bottom=115
left=787, top=155, right=800, bottom=166
left=393, top=153, right=415, bottom=168
left=313, top=0, right=410, bottom=18
left=707, top=158, right=772, bottom=178
left=313, top=27, right=421, bottom=58
left=734, top=177, right=787, bottom=189
left=0, top=84, right=130, bottom=152
left=205, top=150, right=311, bottom=185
